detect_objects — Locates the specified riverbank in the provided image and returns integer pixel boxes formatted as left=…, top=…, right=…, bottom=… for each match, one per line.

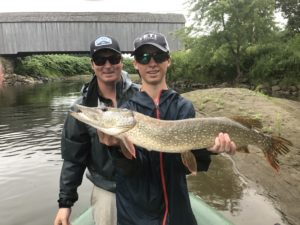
left=183, top=88, right=300, bottom=225
left=0, top=57, right=92, bottom=87
left=1, top=72, right=92, bottom=86
left=171, top=80, right=300, bottom=102
left=1, top=66, right=299, bottom=101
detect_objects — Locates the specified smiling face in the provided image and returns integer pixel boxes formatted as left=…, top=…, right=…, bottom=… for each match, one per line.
left=91, top=49, right=123, bottom=84
left=133, top=45, right=171, bottom=86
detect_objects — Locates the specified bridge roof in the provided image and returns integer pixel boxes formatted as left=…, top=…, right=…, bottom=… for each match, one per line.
left=0, top=12, right=186, bottom=55
left=0, top=12, right=185, bottom=23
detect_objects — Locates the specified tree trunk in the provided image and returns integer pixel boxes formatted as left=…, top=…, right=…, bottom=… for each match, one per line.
left=234, top=44, right=243, bottom=82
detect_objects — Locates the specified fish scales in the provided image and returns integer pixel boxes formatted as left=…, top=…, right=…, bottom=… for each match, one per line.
left=125, top=113, right=267, bottom=153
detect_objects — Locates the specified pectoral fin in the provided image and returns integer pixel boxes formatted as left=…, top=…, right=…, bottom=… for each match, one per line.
left=119, top=135, right=136, bottom=159
left=181, top=151, right=197, bottom=175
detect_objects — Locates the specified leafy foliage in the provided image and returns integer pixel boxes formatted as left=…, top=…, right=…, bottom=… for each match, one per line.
left=186, top=0, right=277, bottom=81
left=15, top=54, right=92, bottom=78
left=172, top=0, right=299, bottom=86
left=122, top=57, right=136, bottom=74
left=246, top=33, right=300, bottom=84
left=276, top=0, right=300, bottom=33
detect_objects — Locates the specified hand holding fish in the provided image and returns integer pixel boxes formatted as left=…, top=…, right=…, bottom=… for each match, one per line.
left=208, top=132, right=237, bottom=155
left=97, top=130, right=120, bottom=146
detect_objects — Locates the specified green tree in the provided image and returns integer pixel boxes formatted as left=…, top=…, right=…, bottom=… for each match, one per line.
left=186, top=0, right=277, bottom=81
left=246, top=32, right=300, bottom=84
left=276, top=0, right=300, bottom=33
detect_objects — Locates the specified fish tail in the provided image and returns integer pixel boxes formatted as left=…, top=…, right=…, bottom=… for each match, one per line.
left=264, top=135, right=292, bottom=172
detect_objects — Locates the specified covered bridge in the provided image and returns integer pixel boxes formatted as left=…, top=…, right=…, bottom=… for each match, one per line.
left=0, top=12, right=186, bottom=55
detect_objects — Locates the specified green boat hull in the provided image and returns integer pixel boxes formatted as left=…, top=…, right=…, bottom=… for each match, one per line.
left=72, top=193, right=234, bottom=225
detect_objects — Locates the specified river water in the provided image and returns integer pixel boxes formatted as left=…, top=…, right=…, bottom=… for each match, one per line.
left=0, top=80, right=286, bottom=225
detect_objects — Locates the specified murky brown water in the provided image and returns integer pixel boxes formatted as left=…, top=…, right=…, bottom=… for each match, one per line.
left=0, top=81, right=286, bottom=225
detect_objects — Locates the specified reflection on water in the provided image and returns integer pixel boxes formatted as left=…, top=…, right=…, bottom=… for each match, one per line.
left=0, top=81, right=286, bottom=225
left=0, top=83, right=79, bottom=159
left=188, top=155, right=286, bottom=224
left=188, top=156, right=244, bottom=213
left=0, top=81, right=93, bottom=225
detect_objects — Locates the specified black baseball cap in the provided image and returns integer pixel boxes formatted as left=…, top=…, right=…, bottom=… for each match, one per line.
left=132, top=31, right=170, bottom=55
left=90, top=35, right=121, bottom=57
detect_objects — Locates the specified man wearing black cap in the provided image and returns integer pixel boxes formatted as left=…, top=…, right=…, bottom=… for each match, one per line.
left=110, top=31, right=236, bottom=225
left=54, top=35, right=139, bottom=225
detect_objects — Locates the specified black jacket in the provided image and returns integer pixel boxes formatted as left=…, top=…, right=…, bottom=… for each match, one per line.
left=114, top=90, right=212, bottom=225
left=58, top=72, right=139, bottom=207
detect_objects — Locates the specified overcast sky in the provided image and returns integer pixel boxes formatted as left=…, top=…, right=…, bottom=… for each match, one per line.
left=0, top=0, right=189, bottom=14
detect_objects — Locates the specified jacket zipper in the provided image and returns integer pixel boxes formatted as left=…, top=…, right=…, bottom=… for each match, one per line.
left=154, top=93, right=169, bottom=225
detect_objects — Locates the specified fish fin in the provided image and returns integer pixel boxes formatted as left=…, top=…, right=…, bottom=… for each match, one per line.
left=119, top=142, right=133, bottom=160
left=119, top=135, right=136, bottom=159
left=264, top=135, right=292, bottom=172
left=181, top=151, right=197, bottom=175
left=229, top=116, right=263, bottom=129
left=236, top=146, right=250, bottom=153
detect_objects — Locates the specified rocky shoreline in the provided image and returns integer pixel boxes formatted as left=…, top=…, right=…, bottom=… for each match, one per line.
left=170, top=80, right=300, bottom=101
left=1, top=72, right=91, bottom=86
left=0, top=57, right=299, bottom=101
left=2, top=73, right=47, bottom=86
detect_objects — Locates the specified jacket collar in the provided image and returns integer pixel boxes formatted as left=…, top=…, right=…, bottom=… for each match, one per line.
left=81, top=70, right=136, bottom=107
left=130, top=89, right=179, bottom=110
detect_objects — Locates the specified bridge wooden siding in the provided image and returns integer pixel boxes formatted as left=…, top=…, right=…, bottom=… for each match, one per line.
left=0, top=12, right=185, bottom=55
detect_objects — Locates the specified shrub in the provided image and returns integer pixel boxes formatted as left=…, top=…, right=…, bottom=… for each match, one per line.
left=15, top=54, right=92, bottom=78
left=122, top=56, right=136, bottom=74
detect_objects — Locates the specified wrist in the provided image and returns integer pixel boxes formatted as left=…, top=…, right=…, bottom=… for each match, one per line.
left=58, top=199, right=74, bottom=208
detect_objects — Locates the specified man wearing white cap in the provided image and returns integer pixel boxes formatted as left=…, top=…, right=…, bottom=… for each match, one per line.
left=54, top=35, right=139, bottom=225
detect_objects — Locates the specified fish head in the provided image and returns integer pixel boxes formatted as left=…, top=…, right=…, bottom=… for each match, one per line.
left=71, top=104, right=136, bottom=135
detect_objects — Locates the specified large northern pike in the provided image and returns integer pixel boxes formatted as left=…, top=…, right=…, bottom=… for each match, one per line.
left=70, top=104, right=292, bottom=172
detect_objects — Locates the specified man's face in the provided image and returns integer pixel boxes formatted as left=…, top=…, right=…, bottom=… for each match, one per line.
left=133, top=45, right=170, bottom=86
left=91, top=49, right=123, bottom=84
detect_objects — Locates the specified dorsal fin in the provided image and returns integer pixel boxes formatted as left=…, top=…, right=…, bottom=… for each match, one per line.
left=228, top=116, right=263, bottom=129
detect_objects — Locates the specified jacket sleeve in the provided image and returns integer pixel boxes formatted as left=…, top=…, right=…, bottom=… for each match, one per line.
left=58, top=111, right=91, bottom=207
left=177, top=98, right=213, bottom=172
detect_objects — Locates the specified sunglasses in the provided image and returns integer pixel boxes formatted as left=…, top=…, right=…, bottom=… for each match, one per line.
left=93, top=55, right=122, bottom=66
left=135, top=52, right=169, bottom=65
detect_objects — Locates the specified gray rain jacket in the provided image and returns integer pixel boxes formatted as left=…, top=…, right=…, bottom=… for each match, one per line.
left=58, top=71, right=139, bottom=207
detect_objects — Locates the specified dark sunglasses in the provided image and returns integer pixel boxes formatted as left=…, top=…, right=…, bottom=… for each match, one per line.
left=135, top=52, right=169, bottom=65
left=92, top=55, right=121, bottom=66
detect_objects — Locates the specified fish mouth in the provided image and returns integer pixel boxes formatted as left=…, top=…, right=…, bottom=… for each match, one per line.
left=70, top=105, right=136, bottom=136
left=74, top=104, right=105, bottom=114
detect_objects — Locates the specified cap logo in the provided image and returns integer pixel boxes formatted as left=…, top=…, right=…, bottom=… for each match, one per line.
left=95, top=37, right=112, bottom=47
left=140, top=33, right=157, bottom=41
